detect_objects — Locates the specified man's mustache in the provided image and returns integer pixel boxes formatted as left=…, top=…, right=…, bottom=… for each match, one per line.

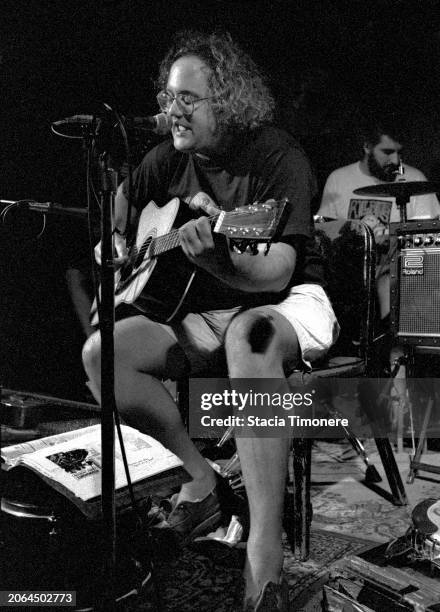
left=383, top=163, right=400, bottom=176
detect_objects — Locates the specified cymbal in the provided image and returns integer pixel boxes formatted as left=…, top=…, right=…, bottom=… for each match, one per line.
left=353, top=181, right=440, bottom=198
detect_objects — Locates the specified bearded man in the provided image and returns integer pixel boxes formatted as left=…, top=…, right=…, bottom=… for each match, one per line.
left=317, top=118, right=440, bottom=321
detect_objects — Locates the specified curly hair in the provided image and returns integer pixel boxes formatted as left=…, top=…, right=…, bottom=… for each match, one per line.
left=157, top=31, right=275, bottom=131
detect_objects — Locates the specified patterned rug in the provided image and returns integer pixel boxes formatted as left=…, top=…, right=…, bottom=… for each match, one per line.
left=310, top=440, right=440, bottom=543
left=119, top=528, right=370, bottom=612
left=0, top=522, right=369, bottom=612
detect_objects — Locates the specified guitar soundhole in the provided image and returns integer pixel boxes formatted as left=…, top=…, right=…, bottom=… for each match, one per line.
left=116, top=238, right=152, bottom=288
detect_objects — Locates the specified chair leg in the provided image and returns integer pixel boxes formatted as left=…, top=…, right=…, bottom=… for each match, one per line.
left=284, top=439, right=312, bottom=561
left=357, top=379, right=408, bottom=506
left=374, top=438, right=407, bottom=506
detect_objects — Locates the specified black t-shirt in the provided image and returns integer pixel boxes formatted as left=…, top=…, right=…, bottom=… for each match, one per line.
left=123, top=126, right=325, bottom=317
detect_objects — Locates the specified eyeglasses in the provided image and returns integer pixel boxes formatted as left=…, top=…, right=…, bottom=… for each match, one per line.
left=156, top=90, right=215, bottom=116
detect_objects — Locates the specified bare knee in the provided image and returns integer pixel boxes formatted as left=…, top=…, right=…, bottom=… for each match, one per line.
left=226, top=311, right=275, bottom=356
left=225, top=311, right=278, bottom=377
left=225, top=309, right=299, bottom=377
left=82, top=330, right=102, bottom=377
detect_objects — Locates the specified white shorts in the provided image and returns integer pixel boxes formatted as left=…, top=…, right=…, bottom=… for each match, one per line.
left=266, top=284, right=340, bottom=367
left=159, top=284, right=339, bottom=375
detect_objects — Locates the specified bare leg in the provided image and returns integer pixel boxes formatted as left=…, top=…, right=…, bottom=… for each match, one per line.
left=82, top=315, right=216, bottom=501
left=65, top=267, right=95, bottom=338
left=225, top=308, right=299, bottom=604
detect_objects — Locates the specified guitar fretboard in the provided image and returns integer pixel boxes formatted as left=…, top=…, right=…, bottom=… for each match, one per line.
left=132, top=214, right=219, bottom=261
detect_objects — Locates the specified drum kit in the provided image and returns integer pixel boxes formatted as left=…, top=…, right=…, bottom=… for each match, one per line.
left=354, top=181, right=440, bottom=199
left=354, top=181, right=440, bottom=222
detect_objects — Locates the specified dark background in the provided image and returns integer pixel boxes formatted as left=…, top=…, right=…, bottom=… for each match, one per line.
left=1, top=0, right=440, bottom=400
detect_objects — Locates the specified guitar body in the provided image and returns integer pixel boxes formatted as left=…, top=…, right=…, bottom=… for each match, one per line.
left=91, top=198, right=196, bottom=324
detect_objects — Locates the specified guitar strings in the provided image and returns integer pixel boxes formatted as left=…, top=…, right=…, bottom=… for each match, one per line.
left=128, top=205, right=275, bottom=261
left=130, top=213, right=220, bottom=260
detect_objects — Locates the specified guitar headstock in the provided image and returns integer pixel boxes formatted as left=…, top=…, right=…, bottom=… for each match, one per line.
left=213, top=198, right=291, bottom=250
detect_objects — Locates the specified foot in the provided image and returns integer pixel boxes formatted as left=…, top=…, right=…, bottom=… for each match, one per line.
left=161, top=487, right=222, bottom=544
left=243, top=574, right=289, bottom=611
left=243, top=539, right=284, bottom=606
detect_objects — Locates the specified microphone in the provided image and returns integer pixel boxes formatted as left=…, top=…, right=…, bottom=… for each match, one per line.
left=17, top=201, right=88, bottom=217
left=394, top=159, right=405, bottom=177
left=126, top=113, right=172, bottom=134
left=52, top=112, right=171, bottom=136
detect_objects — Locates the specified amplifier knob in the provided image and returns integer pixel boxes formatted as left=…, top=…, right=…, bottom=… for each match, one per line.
left=414, top=236, right=423, bottom=246
left=435, top=235, right=440, bottom=245
left=424, top=235, right=434, bottom=245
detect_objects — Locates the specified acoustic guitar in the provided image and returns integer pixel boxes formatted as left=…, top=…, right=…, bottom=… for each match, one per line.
left=90, top=197, right=291, bottom=324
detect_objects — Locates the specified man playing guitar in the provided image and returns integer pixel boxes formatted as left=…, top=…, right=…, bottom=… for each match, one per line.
left=83, top=31, right=338, bottom=612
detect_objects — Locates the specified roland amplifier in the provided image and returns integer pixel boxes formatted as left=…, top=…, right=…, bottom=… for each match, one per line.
left=390, top=220, right=440, bottom=346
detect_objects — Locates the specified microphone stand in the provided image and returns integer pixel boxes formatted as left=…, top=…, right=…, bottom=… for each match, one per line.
left=97, top=150, right=118, bottom=612
left=396, top=195, right=408, bottom=223
left=54, top=110, right=156, bottom=610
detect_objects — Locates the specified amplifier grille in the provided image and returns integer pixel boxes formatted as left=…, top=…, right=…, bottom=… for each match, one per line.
left=398, top=248, right=440, bottom=337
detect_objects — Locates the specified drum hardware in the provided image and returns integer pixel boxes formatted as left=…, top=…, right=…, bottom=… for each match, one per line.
left=354, top=181, right=440, bottom=222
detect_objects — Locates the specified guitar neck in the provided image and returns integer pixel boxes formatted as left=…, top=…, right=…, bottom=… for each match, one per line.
left=146, top=214, right=220, bottom=257
left=134, top=198, right=289, bottom=261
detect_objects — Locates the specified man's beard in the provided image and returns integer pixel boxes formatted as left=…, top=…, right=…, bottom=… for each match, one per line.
left=367, top=152, right=399, bottom=182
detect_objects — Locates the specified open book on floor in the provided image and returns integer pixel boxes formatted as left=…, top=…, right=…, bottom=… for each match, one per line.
left=1, top=424, right=188, bottom=518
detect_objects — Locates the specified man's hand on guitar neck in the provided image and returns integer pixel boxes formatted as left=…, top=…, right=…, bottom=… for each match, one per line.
left=181, top=191, right=233, bottom=276
left=94, top=232, right=129, bottom=267
left=180, top=193, right=296, bottom=293
left=188, top=191, right=221, bottom=217
left=180, top=213, right=233, bottom=272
